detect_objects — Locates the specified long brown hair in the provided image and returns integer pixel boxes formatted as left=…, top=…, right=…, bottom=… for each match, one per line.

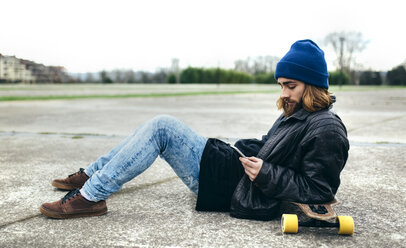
left=277, top=84, right=334, bottom=112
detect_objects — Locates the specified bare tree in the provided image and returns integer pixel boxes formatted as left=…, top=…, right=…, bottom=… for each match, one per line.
left=234, top=58, right=251, bottom=74
left=235, top=56, right=280, bottom=75
left=112, top=70, right=125, bottom=83
left=85, top=72, right=94, bottom=83
left=264, top=56, right=280, bottom=73
left=253, top=56, right=267, bottom=75
left=153, top=68, right=169, bottom=84
left=123, top=70, right=135, bottom=83
left=324, top=31, right=368, bottom=85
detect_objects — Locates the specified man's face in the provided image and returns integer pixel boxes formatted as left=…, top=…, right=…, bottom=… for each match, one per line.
left=277, top=77, right=306, bottom=117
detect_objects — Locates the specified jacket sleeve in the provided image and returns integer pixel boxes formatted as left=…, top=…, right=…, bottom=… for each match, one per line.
left=253, top=129, right=349, bottom=203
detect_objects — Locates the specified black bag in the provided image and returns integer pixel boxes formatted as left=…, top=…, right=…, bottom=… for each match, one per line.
left=230, top=175, right=280, bottom=221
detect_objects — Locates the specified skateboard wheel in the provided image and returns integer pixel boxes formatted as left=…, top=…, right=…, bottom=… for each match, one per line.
left=337, top=216, right=354, bottom=235
left=281, top=214, right=298, bottom=233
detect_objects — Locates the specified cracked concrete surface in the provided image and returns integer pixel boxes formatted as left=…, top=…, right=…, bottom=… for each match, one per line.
left=0, top=85, right=405, bottom=247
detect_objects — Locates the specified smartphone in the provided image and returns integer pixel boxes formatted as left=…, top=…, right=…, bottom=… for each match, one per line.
left=230, top=145, right=246, bottom=157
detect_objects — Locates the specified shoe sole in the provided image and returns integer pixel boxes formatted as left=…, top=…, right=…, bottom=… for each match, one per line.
left=40, top=205, right=108, bottom=219
left=51, top=181, right=82, bottom=191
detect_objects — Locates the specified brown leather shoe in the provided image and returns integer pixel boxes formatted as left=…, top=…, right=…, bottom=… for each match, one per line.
left=51, top=168, right=89, bottom=190
left=40, top=189, right=107, bottom=219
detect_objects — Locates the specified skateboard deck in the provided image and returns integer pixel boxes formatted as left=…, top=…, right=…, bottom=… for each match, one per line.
left=281, top=198, right=354, bottom=235
left=293, top=198, right=339, bottom=220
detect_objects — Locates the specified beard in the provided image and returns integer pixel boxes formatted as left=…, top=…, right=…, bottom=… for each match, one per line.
left=277, top=97, right=302, bottom=117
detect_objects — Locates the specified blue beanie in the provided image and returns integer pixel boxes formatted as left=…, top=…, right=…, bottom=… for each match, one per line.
left=275, top=39, right=329, bottom=89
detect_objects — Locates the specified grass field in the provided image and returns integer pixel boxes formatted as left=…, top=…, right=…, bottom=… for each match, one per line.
left=0, top=83, right=404, bottom=101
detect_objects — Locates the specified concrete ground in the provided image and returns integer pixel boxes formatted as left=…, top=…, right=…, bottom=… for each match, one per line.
left=0, top=85, right=405, bottom=247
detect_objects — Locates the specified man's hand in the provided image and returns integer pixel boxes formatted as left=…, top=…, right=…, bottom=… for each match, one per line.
left=239, top=157, right=263, bottom=181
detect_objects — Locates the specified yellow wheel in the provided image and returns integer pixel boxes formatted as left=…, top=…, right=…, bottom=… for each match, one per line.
left=281, top=214, right=299, bottom=233
left=337, top=216, right=354, bottom=235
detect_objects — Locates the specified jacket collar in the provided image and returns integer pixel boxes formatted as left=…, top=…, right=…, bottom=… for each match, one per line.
left=284, top=108, right=311, bottom=121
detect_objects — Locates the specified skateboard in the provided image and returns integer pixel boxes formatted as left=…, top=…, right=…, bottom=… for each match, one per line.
left=281, top=198, right=354, bottom=235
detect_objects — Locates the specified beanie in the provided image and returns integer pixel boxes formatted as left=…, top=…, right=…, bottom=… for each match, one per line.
left=275, top=39, right=329, bottom=89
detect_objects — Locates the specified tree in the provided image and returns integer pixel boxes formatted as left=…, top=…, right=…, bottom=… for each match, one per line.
left=359, top=70, right=382, bottom=85
left=264, top=56, right=280, bottom=73
left=112, top=70, right=124, bottom=83
left=100, top=70, right=113, bottom=84
left=234, top=59, right=251, bottom=74
left=179, top=67, right=252, bottom=84
left=167, top=73, right=177, bottom=84
left=324, top=31, right=368, bottom=85
left=180, top=67, right=200, bottom=84
left=85, top=72, right=95, bottom=83
left=254, top=72, right=276, bottom=84
left=234, top=56, right=280, bottom=75
left=329, top=71, right=350, bottom=85
left=140, top=71, right=152, bottom=83
left=152, top=68, right=169, bottom=83
left=387, top=65, right=406, bottom=85
left=123, top=70, right=136, bottom=83
left=252, top=56, right=267, bottom=75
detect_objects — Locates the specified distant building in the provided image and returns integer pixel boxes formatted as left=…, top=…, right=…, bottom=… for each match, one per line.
left=0, top=53, right=71, bottom=83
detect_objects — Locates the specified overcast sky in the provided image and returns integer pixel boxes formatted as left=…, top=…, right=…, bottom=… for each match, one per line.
left=1, top=0, right=405, bottom=73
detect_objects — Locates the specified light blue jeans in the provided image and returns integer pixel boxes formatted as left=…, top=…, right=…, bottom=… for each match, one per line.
left=81, top=115, right=207, bottom=201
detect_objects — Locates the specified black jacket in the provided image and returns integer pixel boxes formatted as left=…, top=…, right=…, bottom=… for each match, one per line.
left=196, top=107, right=349, bottom=220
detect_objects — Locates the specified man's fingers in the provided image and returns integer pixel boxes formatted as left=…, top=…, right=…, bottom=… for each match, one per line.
left=247, top=157, right=259, bottom=162
left=239, top=157, right=255, bottom=168
left=240, top=157, right=262, bottom=181
left=244, top=169, right=255, bottom=181
left=244, top=166, right=255, bottom=175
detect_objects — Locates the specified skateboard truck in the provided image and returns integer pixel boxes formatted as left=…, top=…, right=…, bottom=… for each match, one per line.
left=281, top=198, right=354, bottom=235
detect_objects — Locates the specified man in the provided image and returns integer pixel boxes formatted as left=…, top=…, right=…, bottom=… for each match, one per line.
left=40, top=39, right=349, bottom=221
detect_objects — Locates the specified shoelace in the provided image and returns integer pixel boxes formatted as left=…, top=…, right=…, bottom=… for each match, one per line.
left=61, top=189, right=81, bottom=204
left=68, top=168, right=85, bottom=178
